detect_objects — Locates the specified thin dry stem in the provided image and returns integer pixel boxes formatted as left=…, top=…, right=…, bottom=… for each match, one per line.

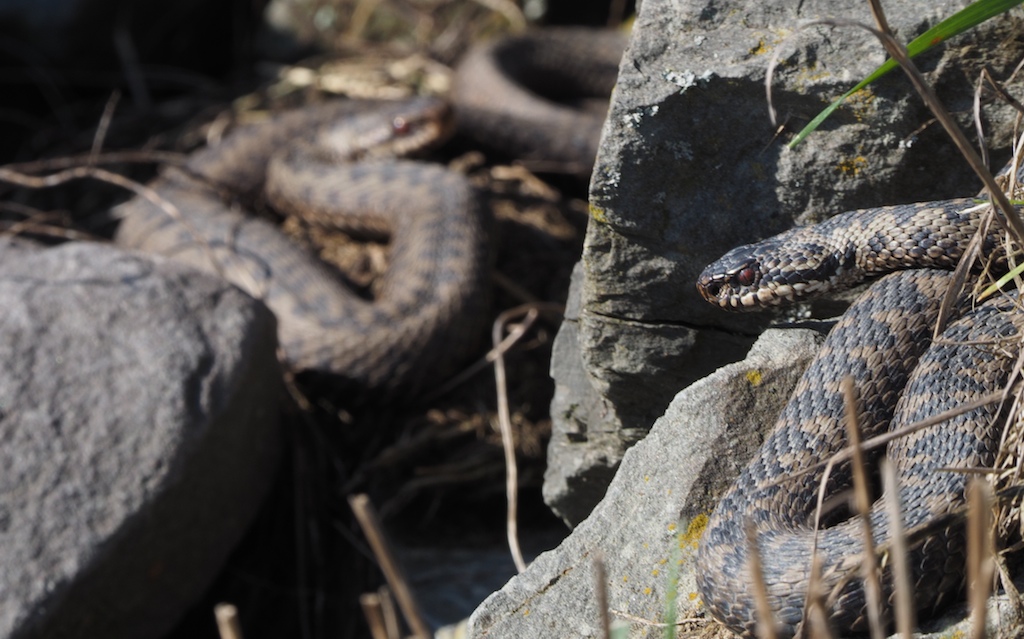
left=841, top=377, right=884, bottom=639
left=968, top=479, right=994, bottom=639
left=881, top=460, right=915, bottom=638
left=214, top=603, right=244, bottom=639
left=863, top=0, right=1024, bottom=247
left=377, top=585, right=401, bottom=639
left=491, top=304, right=542, bottom=574
left=765, top=15, right=1024, bottom=247
left=803, top=554, right=835, bottom=639
left=90, top=90, right=121, bottom=161
left=0, top=163, right=229, bottom=284
left=359, top=593, right=392, bottom=639
left=348, top=494, right=431, bottom=638
left=3, top=150, right=185, bottom=173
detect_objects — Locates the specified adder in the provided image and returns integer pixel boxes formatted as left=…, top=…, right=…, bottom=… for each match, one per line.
left=695, top=196, right=1024, bottom=636
left=114, top=28, right=626, bottom=398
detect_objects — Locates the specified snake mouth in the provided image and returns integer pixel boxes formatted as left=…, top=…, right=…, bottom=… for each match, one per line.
left=696, top=277, right=722, bottom=304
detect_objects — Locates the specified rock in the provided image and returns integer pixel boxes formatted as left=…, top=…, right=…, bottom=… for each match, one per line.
left=471, top=326, right=825, bottom=638
left=544, top=264, right=626, bottom=526
left=548, top=0, right=1024, bottom=521
left=0, top=242, right=282, bottom=639
left=545, top=264, right=753, bottom=526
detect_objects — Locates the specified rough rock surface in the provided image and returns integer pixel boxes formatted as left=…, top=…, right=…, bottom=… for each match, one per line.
left=547, top=0, right=1024, bottom=523
left=0, top=242, right=282, bottom=639
left=472, top=326, right=825, bottom=638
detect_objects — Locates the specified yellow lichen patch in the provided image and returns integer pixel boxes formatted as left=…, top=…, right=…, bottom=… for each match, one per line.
left=644, top=586, right=653, bottom=596
left=689, top=592, right=699, bottom=601
left=667, top=522, right=677, bottom=533
left=793, top=63, right=833, bottom=88
left=836, top=155, right=868, bottom=176
left=746, top=369, right=763, bottom=386
left=684, top=513, right=709, bottom=550
left=842, top=87, right=876, bottom=121
left=588, top=202, right=608, bottom=223
left=750, top=39, right=769, bottom=56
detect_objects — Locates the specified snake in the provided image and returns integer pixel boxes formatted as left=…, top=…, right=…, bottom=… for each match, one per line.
left=111, top=29, right=626, bottom=398
left=694, top=197, right=1024, bottom=636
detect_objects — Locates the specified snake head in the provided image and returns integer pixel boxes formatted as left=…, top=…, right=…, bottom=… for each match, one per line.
left=697, top=230, right=850, bottom=311
left=320, top=97, right=455, bottom=161
left=697, top=244, right=772, bottom=311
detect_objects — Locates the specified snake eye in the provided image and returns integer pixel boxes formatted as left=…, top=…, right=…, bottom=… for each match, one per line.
left=736, top=267, right=756, bottom=286
left=392, top=116, right=411, bottom=135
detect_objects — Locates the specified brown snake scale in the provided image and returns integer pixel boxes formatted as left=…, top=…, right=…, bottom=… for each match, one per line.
left=114, top=29, right=626, bottom=398
left=696, top=199, right=1024, bottom=636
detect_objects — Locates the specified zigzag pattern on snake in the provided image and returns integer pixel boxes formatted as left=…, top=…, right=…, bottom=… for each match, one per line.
left=695, top=197, right=1024, bottom=636
left=113, top=28, right=626, bottom=398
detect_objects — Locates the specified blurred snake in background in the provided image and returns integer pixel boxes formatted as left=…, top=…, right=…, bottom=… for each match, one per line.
left=114, top=28, right=627, bottom=398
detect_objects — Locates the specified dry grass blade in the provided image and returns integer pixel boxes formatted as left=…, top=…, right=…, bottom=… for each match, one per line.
left=972, top=67, right=1024, bottom=176
left=378, top=585, right=402, bottom=639
left=214, top=603, right=244, bottom=639
left=968, top=479, right=994, bottom=639
left=935, top=205, right=992, bottom=335
left=90, top=90, right=121, bottom=161
left=4, top=150, right=185, bottom=173
left=0, top=163, right=229, bottom=283
left=881, top=460, right=915, bottom=638
left=745, top=519, right=778, bottom=639
left=489, top=302, right=563, bottom=573
left=348, top=494, right=431, bottom=639
left=359, top=592, right=392, bottom=639
left=766, top=9, right=1024, bottom=243
left=802, top=554, right=835, bottom=639
left=494, top=307, right=535, bottom=574
left=841, top=377, right=884, bottom=639
left=863, top=0, right=1024, bottom=247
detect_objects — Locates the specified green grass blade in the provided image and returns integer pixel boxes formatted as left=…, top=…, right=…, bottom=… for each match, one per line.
left=979, top=261, right=1024, bottom=300
left=788, top=0, right=1024, bottom=148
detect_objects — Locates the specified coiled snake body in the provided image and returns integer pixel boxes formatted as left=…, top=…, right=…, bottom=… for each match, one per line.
left=114, top=29, right=625, bottom=398
left=695, top=198, right=1024, bottom=636
left=115, top=98, right=488, bottom=397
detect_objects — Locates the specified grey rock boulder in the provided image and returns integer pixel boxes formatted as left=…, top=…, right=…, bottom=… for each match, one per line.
left=0, top=242, right=281, bottom=639
left=472, top=326, right=825, bottom=638
left=547, top=0, right=1024, bottom=523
